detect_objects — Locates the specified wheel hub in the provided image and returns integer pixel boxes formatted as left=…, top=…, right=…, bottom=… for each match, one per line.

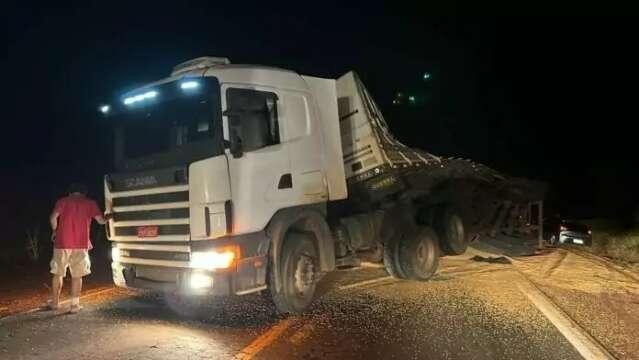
left=294, top=255, right=315, bottom=294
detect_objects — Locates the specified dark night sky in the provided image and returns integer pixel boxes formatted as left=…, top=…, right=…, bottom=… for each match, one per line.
left=4, top=4, right=639, bottom=233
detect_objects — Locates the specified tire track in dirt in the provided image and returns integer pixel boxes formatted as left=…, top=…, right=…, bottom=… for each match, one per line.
left=542, top=250, right=568, bottom=278
left=564, top=247, right=639, bottom=284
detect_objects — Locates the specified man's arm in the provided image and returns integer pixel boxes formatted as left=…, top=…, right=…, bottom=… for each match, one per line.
left=93, top=213, right=113, bottom=225
left=91, top=200, right=113, bottom=225
left=50, top=209, right=60, bottom=241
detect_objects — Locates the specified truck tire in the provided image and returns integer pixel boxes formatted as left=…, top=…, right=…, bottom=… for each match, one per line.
left=270, top=232, right=318, bottom=314
left=398, top=227, right=439, bottom=281
left=383, top=232, right=408, bottom=279
left=435, top=206, right=469, bottom=255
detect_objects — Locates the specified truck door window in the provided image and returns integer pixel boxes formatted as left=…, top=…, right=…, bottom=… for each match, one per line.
left=284, top=94, right=310, bottom=140
left=226, top=88, right=280, bottom=151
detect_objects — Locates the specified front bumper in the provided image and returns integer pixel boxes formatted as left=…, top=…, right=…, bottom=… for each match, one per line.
left=559, top=231, right=591, bottom=245
left=112, top=262, right=234, bottom=296
left=110, top=232, right=270, bottom=296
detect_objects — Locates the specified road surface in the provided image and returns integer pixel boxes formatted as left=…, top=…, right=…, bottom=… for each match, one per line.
left=1, top=247, right=637, bottom=360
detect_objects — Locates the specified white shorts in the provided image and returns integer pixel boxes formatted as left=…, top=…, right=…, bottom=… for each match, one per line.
left=50, top=249, right=91, bottom=278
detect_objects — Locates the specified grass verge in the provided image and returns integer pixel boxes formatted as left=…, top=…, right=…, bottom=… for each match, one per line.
left=584, top=219, right=639, bottom=263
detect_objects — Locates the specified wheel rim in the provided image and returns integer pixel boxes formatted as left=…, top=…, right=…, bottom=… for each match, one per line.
left=293, top=254, right=315, bottom=296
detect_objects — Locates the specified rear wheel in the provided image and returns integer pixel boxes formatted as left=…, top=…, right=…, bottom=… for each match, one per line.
left=270, top=232, right=318, bottom=314
left=383, top=232, right=408, bottom=279
left=435, top=206, right=469, bottom=255
left=398, top=227, right=440, bottom=281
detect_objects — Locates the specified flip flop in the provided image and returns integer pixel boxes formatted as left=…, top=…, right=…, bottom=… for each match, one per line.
left=44, top=300, right=58, bottom=311
left=68, top=304, right=83, bottom=314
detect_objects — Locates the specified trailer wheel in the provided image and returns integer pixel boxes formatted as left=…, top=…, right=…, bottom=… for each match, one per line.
left=270, top=232, right=318, bottom=314
left=399, top=227, right=439, bottom=281
left=383, top=232, right=408, bottom=279
left=435, top=206, right=469, bottom=255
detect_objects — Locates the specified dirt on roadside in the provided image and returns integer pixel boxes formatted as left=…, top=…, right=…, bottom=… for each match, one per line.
left=0, top=258, right=113, bottom=318
left=513, top=248, right=639, bottom=360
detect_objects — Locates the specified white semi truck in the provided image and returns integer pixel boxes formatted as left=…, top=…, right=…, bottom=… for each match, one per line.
left=102, top=57, right=541, bottom=313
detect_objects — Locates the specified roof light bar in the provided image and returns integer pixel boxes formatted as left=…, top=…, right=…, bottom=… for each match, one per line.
left=123, top=90, right=158, bottom=105
left=180, top=81, right=199, bottom=89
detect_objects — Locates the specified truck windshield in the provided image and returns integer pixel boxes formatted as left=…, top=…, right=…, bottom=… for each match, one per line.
left=112, top=77, right=224, bottom=171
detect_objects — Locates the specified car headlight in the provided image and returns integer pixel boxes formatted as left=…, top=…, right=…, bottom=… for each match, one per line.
left=190, top=247, right=237, bottom=270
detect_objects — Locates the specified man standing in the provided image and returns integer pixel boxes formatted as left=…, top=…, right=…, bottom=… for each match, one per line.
left=48, top=183, right=110, bottom=313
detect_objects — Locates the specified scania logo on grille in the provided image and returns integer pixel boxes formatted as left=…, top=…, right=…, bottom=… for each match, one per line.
left=124, top=176, right=158, bottom=188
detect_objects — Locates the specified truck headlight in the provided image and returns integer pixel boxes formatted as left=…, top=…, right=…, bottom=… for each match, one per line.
left=190, top=247, right=237, bottom=270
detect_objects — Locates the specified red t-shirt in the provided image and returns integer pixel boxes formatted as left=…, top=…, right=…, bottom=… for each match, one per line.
left=54, top=195, right=101, bottom=249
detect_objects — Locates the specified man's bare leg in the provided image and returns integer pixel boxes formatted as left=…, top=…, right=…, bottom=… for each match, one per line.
left=69, top=277, right=83, bottom=313
left=50, top=275, right=63, bottom=309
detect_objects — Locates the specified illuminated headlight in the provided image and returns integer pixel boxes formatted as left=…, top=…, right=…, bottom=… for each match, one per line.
left=99, top=105, right=110, bottom=114
left=190, top=248, right=236, bottom=270
left=190, top=273, right=213, bottom=289
left=180, top=81, right=199, bottom=89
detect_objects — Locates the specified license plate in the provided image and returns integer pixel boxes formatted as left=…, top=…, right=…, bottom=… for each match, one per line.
left=137, top=226, right=159, bottom=238
left=573, top=239, right=584, bottom=245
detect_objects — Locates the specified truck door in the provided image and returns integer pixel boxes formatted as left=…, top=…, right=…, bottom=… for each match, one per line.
left=221, top=84, right=293, bottom=234
left=282, top=91, right=327, bottom=202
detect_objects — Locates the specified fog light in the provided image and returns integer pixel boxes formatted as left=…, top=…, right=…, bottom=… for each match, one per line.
left=190, top=273, right=213, bottom=289
left=190, top=247, right=237, bottom=270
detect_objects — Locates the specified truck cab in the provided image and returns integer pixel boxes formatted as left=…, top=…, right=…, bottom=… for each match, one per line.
left=105, top=58, right=347, bottom=313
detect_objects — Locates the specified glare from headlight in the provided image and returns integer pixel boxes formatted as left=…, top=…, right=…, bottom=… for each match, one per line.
left=190, top=273, right=213, bottom=289
left=190, top=250, right=236, bottom=270
left=111, top=247, right=120, bottom=262
left=111, top=247, right=129, bottom=262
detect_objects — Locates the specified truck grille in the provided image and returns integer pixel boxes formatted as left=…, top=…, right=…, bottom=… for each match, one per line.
left=112, top=191, right=189, bottom=207
left=114, top=224, right=190, bottom=237
left=113, top=208, right=189, bottom=222
left=108, top=169, right=192, bottom=268
left=110, top=186, right=190, bottom=242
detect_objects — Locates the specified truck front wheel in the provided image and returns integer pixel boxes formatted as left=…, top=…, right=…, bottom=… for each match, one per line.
left=398, top=227, right=440, bottom=281
left=270, top=232, right=318, bottom=314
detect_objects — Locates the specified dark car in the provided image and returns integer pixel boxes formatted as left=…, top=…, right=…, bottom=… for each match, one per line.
left=547, top=220, right=592, bottom=246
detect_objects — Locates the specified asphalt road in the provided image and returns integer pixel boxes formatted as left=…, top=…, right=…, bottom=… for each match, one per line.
left=1, top=247, right=637, bottom=360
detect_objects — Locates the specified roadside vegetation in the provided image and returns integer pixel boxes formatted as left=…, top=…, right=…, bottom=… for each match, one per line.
left=585, top=219, right=639, bottom=263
